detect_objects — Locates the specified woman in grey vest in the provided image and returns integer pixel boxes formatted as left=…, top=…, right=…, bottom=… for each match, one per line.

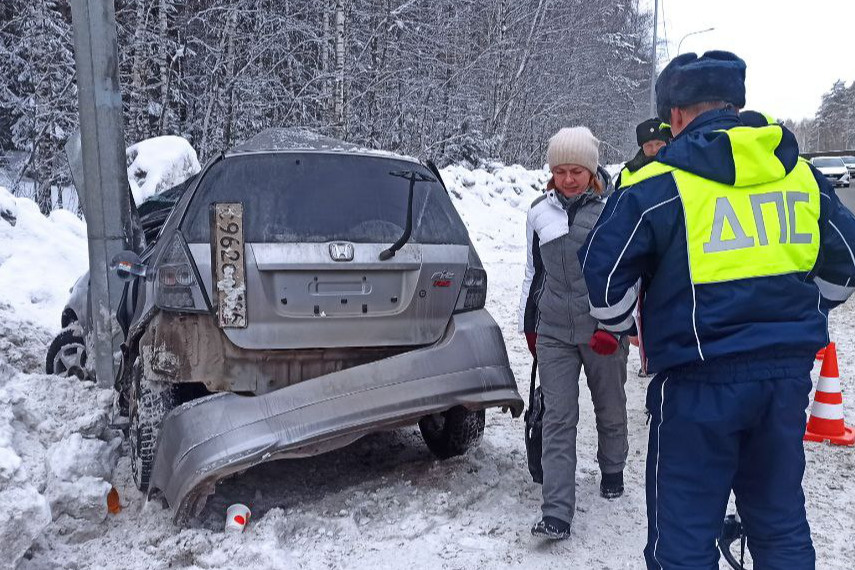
left=518, top=126, right=629, bottom=540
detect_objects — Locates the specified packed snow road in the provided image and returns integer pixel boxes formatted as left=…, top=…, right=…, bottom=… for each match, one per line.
left=1, top=164, right=854, bottom=569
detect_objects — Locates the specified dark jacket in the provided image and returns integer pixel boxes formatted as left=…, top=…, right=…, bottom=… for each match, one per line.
left=579, top=108, right=855, bottom=375
left=624, top=148, right=654, bottom=174
left=615, top=149, right=655, bottom=190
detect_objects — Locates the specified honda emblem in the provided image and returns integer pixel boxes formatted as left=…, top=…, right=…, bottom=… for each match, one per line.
left=329, top=242, right=355, bottom=262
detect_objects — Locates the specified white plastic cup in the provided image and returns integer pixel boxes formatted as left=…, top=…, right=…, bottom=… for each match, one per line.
left=225, top=503, right=251, bottom=533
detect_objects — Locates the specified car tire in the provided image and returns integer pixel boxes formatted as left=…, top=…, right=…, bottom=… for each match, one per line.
left=45, top=328, right=87, bottom=379
left=129, top=361, right=176, bottom=492
left=418, top=406, right=485, bottom=459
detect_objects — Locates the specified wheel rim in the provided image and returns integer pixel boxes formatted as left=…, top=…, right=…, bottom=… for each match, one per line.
left=53, top=343, right=86, bottom=380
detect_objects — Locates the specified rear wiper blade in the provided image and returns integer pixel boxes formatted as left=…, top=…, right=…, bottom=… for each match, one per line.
left=379, top=170, right=436, bottom=261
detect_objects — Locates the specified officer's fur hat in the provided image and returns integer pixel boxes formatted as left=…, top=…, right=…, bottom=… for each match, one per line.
left=655, top=50, right=746, bottom=123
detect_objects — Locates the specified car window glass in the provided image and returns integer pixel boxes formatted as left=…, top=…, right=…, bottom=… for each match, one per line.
left=182, top=153, right=469, bottom=245
left=813, top=157, right=845, bottom=168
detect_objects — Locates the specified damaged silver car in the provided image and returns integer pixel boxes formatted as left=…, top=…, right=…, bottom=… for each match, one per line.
left=111, top=129, right=523, bottom=523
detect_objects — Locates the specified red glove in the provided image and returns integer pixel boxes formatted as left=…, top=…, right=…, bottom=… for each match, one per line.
left=590, top=330, right=619, bottom=355
left=525, top=332, right=537, bottom=357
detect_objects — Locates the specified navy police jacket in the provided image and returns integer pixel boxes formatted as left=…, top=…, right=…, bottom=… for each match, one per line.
left=580, top=108, right=855, bottom=374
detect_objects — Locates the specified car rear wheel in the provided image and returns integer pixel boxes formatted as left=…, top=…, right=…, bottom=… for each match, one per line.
left=45, top=328, right=87, bottom=380
left=418, top=406, right=485, bottom=459
left=129, top=361, right=176, bottom=491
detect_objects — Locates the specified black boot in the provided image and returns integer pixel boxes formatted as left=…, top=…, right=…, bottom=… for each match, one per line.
left=531, top=516, right=572, bottom=540
left=600, top=471, right=624, bottom=499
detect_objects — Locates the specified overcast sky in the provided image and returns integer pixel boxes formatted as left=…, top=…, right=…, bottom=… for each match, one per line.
left=648, top=0, right=855, bottom=121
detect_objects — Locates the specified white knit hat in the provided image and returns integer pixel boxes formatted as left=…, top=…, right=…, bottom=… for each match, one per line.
left=546, top=127, right=600, bottom=173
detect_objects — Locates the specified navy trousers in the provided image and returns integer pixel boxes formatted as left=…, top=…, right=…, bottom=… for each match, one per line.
left=643, top=363, right=815, bottom=569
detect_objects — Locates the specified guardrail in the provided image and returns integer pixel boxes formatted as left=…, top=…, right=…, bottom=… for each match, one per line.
left=800, top=150, right=855, bottom=159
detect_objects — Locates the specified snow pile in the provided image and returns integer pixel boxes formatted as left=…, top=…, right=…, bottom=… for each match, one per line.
left=0, top=186, right=18, bottom=226
left=443, top=163, right=549, bottom=210
left=0, top=196, right=88, bottom=333
left=0, top=360, right=117, bottom=568
left=126, top=136, right=201, bottom=205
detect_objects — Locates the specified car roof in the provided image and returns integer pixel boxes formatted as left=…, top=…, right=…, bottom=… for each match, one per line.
left=225, top=127, right=421, bottom=165
left=812, top=156, right=845, bottom=162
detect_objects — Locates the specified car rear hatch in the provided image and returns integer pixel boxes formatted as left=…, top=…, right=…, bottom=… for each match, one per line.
left=179, top=152, right=472, bottom=349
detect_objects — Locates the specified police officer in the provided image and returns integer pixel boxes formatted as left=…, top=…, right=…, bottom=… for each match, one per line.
left=615, top=118, right=672, bottom=190
left=579, top=50, right=855, bottom=569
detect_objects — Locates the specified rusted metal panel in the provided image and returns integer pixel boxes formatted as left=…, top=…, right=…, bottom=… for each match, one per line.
left=137, top=312, right=412, bottom=393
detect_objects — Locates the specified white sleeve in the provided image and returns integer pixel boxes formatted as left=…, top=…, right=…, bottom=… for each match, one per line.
left=518, top=211, right=536, bottom=333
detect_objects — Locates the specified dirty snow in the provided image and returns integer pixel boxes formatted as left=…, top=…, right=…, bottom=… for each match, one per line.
left=0, top=157, right=853, bottom=569
left=126, top=136, right=201, bottom=205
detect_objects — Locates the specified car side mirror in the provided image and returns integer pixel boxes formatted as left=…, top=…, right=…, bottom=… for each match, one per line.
left=111, top=251, right=148, bottom=281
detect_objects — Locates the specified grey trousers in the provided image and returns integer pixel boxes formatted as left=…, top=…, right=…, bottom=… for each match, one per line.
left=537, top=334, right=629, bottom=522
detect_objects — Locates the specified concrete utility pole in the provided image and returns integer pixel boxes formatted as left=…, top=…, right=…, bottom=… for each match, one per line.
left=68, top=0, right=133, bottom=387
left=649, top=0, right=659, bottom=117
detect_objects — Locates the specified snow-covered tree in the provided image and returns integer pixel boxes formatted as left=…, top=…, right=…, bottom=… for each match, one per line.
left=0, top=0, right=657, bottom=215
left=786, top=80, right=855, bottom=153
left=0, top=0, right=78, bottom=213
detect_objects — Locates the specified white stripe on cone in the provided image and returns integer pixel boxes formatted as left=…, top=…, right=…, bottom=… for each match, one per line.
left=809, top=401, right=845, bottom=420
left=816, top=375, right=842, bottom=394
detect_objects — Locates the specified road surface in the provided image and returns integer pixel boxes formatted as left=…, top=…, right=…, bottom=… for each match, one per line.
left=836, top=181, right=855, bottom=212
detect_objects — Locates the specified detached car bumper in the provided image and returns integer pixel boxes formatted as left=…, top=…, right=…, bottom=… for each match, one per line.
left=148, top=309, right=523, bottom=523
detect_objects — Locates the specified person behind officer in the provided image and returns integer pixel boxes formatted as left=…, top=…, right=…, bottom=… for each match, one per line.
left=519, top=126, right=629, bottom=540
left=616, top=119, right=673, bottom=378
left=615, top=118, right=672, bottom=190
left=579, top=50, right=855, bottom=569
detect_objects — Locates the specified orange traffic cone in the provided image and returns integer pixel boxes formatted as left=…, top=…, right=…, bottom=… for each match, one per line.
left=805, top=343, right=855, bottom=446
left=816, top=345, right=826, bottom=360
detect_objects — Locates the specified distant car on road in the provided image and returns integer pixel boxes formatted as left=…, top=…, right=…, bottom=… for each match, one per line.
left=840, top=156, right=855, bottom=180
left=811, top=156, right=850, bottom=188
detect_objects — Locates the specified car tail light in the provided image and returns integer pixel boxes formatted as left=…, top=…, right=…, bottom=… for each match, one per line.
left=156, top=234, right=209, bottom=312
left=454, top=266, right=487, bottom=313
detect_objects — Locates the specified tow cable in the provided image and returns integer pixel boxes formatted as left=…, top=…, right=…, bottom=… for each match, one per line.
left=718, top=513, right=749, bottom=569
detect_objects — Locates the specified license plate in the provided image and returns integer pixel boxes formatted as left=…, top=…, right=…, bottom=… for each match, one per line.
left=213, top=202, right=247, bottom=328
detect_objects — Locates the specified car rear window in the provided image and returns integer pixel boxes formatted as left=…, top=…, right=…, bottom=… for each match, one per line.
left=182, top=153, right=469, bottom=245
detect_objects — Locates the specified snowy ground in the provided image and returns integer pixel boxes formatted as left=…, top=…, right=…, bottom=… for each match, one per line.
left=1, top=159, right=853, bottom=570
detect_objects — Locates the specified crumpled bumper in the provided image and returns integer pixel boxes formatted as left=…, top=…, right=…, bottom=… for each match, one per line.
left=148, top=309, right=523, bottom=523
